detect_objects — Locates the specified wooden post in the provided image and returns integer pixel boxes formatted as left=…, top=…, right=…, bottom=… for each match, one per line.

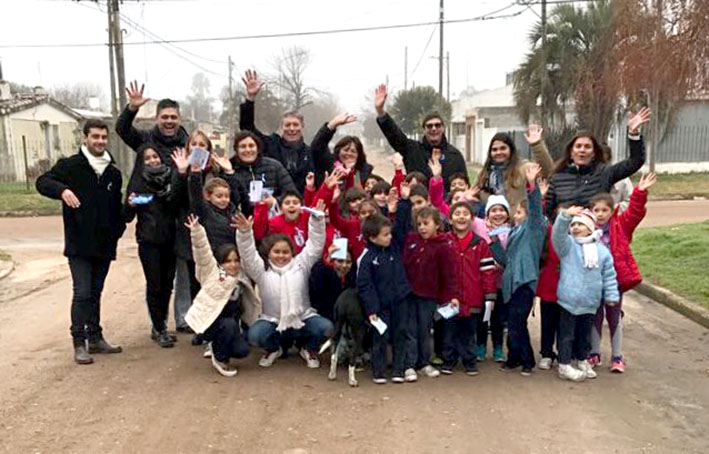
left=22, top=136, right=30, bottom=192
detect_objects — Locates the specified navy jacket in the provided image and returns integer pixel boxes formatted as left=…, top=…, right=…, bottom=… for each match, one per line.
left=308, top=260, right=356, bottom=322
left=357, top=241, right=412, bottom=316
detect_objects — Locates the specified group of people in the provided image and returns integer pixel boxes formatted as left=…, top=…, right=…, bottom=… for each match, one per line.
left=36, top=70, right=655, bottom=384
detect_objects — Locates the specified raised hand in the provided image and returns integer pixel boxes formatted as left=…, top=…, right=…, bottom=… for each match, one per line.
left=313, top=198, right=327, bottom=214
left=125, top=80, right=149, bottom=111
left=387, top=187, right=399, bottom=213
left=211, top=152, right=233, bottom=174
left=328, top=113, right=357, bottom=130
left=327, top=243, right=341, bottom=261
left=637, top=172, right=657, bottom=191
left=171, top=148, right=189, bottom=174
left=242, top=69, right=265, bottom=101
left=61, top=189, right=81, bottom=209
left=305, top=172, right=315, bottom=190
left=391, top=152, right=404, bottom=170
left=400, top=181, right=411, bottom=200
left=374, top=84, right=388, bottom=116
left=538, top=178, right=549, bottom=197
left=565, top=205, right=585, bottom=217
left=232, top=212, right=253, bottom=233
left=628, top=107, right=651, bottom=135
left=464, top=185, right=480, bottom=202
left=428, top=157, right=442, bottom=178
left=325, top=168, right=346, bottom=189
left=525, top=124, right=543, bottom=144
left=525, top=162, right=542, bottom=185
left=184, top=213, right=200, bottom=230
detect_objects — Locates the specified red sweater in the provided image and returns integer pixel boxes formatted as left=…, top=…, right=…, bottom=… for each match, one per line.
left=450, top=231, right=497, bottom=316
left=536, top=222, right=560, bottom=302
left=608, top=187, right=646, bottom=292
left=403, top=232, right=459, bottom=303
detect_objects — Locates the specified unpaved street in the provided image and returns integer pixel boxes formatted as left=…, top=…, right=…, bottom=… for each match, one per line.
left=1, top=208, right=709, bottom=453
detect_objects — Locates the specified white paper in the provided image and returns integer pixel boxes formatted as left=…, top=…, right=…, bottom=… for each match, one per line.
left=437, top=303, right=459, bottom=320
left=371, top=318, right=388, bottom=335
left=483, top=300, right=494, bottom=323
left=330, top=237, right=348, bottom=260
left=188, top=147, right=210, bottom=170
left=301, top=206, right=325, bottom=219
left=249, top=180, right=264, bottom=203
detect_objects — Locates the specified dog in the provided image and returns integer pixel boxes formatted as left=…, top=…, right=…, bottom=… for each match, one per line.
left=319, top=288, right=366, bottom=387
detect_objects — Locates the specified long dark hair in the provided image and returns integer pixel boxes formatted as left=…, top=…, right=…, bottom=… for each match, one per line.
left=333, top=136, right=367, bottom=172
left=552, top=131, right=604, bottom=174
left=476, top=132, right=523, bottom=190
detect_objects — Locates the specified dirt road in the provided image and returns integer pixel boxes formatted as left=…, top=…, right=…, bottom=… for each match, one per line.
left=1, top=211, right=709, bottom=453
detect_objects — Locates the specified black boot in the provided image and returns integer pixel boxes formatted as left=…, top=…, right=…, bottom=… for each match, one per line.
left=151, top=327, right=177, bottom=342
left=156, top=330, right=175, bottom=348
left=88, top=337, right=123, bottom=354
left=74, top=343, right=93, bottom=365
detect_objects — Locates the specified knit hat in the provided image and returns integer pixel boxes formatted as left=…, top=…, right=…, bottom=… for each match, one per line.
left=485, top=195, right=510, bottom=215
left=571, top=209, right=597, bottom=233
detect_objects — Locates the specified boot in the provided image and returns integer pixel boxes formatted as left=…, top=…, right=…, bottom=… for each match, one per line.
left=74, top=344, right=94, bottom=365
left=156, top=330, right=175, bottom=348
left=88, top=337, right=123, bottom=354
left=151, top=327, right=177, bottom=342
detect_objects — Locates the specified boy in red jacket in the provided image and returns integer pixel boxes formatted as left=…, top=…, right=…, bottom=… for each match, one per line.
left=441, top=201, right=497, bottom=375
left=587, top=172, right=656, bottom=373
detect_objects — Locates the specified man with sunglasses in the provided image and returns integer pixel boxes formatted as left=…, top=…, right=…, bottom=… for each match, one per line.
left=374, top=84, right=466, bottom=190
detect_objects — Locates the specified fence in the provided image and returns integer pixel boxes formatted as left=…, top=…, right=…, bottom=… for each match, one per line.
left=614, top=124, right=709, bottom=165
left=0, top=138, right=77, bottom=184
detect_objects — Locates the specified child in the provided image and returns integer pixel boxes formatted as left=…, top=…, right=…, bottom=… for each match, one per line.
left=329, top=185, right=379, bottom=261
left=308, top=245, right=356, bottom=323
left=370, top=181, right=392, bottom=213
left=448, top=172, right=470, bottom=193
left=188, top=165, right=239, bottom=251
left=235, top=201, right=334, bottom=369
left=364, top=174, right=385, bottom=193
left=535, top=213, right=562, bottom=370
left=183, top=214, right=261, bottom=377
left=357, top=214, right=413, bottom=384
left=587, top=172, right=655, bottom=373
left=441, top=201, right=497, bottom=375
left=552, top=207, right=619, bottom=382
left=498, top=163, right=547, bottom=376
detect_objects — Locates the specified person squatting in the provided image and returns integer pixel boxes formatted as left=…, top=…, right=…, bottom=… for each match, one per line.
left=37, top=72, right=655, bottom=384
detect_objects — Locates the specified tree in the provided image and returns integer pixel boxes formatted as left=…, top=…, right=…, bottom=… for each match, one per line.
left=185, top=72, right=214, bottom=122
left=218, top=83, right=285, bottom=133
left=300, top=92, right=340, bottom=141
left=51, top=81, right=107, bottom=110
left=272, top=46, right=317, bottom=111
left=389, top=86, right=452, bottom=136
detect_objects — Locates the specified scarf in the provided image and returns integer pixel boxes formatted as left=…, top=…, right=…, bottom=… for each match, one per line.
left=573, top=229, right=603, bottom=269
left=81, top=145, right=111, bottom=177
left=488, top=161, right=509, bottom=195
left=269, top=260, right=304, bottom=332
left=142, top=164, right=172, bottom=198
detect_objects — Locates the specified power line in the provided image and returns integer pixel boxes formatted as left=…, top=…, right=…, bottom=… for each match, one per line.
left=409, top=24, right=438, bottom=79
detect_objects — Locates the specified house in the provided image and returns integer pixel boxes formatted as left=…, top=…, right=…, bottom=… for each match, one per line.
left=0, top=81, right=82, bottom=182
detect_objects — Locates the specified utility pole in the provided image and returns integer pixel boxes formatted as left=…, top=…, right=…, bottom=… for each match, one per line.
left=107, top=0, right=117, bottom=119
left=446, top=52, right=450, bottom=104
left=108, top=0, right=129, bottom=172
left=540, top=0, right=548, bottom=129
left=438, top=0, right=444, bottom=111
left=404, top=46, right=408, bottom=90
left=112, top=0, right=127, bottom=112
left=228, top=55, right=235, bottom=151
left=649, top=0, right=663, bottom=172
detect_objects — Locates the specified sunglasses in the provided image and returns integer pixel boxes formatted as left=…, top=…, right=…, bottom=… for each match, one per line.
left=424, top=122, right=443, bottom=130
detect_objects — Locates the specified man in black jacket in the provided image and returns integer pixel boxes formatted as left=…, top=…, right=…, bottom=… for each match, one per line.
left=373, top=83, right=467, bottom=191
left=36, top=120, right=126, bottom=365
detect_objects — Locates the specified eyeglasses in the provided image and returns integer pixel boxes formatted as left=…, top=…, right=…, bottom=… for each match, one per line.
left=424, top=122, right=443, bottom=130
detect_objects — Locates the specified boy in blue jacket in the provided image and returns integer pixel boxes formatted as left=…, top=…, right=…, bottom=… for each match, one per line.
left=552, top=207, right=619, bottom=382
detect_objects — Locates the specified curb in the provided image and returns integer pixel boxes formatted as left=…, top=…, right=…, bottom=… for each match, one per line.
left=634, top=282, right=709, bottom=329
left=0, top=260, right=15, bottom=281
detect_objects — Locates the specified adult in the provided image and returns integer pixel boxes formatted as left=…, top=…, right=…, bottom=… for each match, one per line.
left=36, top=120, right=126, bottom=365
left=240, top=70, right=326, bottom=192
left=374, top=84, right=467, bottom=189
left=311, top=113, right=374, bottom=189
left=229, top=131, right=298, bottom=215
left=545, top=108, right=651, bottom=216
left=475, top=125, right=554, bottom=212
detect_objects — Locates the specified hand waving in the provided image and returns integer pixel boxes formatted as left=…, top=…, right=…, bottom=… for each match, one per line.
left=628, top=107, right=651, bottom=135
left=232, top=212, right=253, bottom=233
left=374, top=84, right=388, bottom=116
left=524, top=124, right=543, bottom=144
left=328, top=113, right=357, bottom=130
left=184, top=214, right=200, bottom=231
left=126, top=80, right=149, bottom=111
left=242, top=69, right=265, bottom=101
left=637, top=172, right=657, bottom=191
left=171, top=148, right=189, bottom=174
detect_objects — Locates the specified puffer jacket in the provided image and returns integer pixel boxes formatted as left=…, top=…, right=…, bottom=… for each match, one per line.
left=185, top=224, right=261, bottom=334
left=536, top=222, right=561, bottom=302
left=402, top=231, right=459, bottom=304
left=607, top=186, right=647, bottom=292
left=450, top=231, right=497, bottom=316
left=229, top=154, right=297, bottom=215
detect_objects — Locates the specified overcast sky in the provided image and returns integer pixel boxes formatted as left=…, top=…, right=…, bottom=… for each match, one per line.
left=0, top=0, right=540, bottom=114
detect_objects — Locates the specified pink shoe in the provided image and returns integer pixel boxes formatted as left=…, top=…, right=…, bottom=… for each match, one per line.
left=610, top=356, right=625, bottom=373
left=587, top=353, right=601, bottom=368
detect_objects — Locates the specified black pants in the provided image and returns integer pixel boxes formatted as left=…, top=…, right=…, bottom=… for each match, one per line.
left=68, top=256, right=111, bottom=345
left=202, top=317, right=250, bottom=362
left=138, top=242, right=176, bottom=331
left=411, top=295, right=436, bottom=369
left=371, top=300, right=413, bottom=379
left=558, top=307, right=593, bottom=364
left=505, top=285, right=535, bottom=369
left=477, top=291, right=505, bottom=349
left=442, top=314, right=479, bottom=371
left=540, top=300, right=560, bottom=359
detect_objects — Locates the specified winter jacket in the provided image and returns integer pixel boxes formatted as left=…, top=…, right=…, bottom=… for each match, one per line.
left=310, top=123, right=375, bottom=188
left=450, top=231, right=497, bottom=316
left=376, top=113, right=466, bottom=190
left=188, top=172, right=238, bottom=251
left=185, top=223, right=261, bottom=334
left=237, top=214, right=325, bottom=331
left=546, top=136, right=645, bottom=216
left=403, top=231, right=459, bottom=303
left=429, top=176, right=450, bottom=216
left=500, top=185, right=546, bottom=303
left=552, top=212, right=620, bottom=315
left=240, top=100, right=323, bottom=192
left=328, top=195, right=366, bottom=261
left=308, top=260, right=356, bottom=322
left=536, top=222, right=561, bottom=302
left=607, top=186, right=647, bottom=292
left=357, top=242, right=412, bottom=316
left=228, top=154, right=298, bottom=215
left=36, top=149, right=125, bottom=260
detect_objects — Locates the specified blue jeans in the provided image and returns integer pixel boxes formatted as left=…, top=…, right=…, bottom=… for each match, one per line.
left=248, top=316, right=334, bottom=353
left=68, top=256, right=111, bottom=345
left=202, top=317, right=249, bottom=362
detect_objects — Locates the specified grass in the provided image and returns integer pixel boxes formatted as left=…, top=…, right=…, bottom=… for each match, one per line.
left=630, top=172, right=709, bottom=199
left=0, top=182, right=62, bottom=216
left=632, top=221, right=709, bottom=309
left=0, top=249, right=10, bottom=262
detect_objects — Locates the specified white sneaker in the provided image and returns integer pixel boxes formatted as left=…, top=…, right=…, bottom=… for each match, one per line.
left=391, top=376, right=405, bottom=384
left=372, top=377, right=387, bottom=384
left=299, top=348, right=320, bottom=368
left=577, top=360, right=597, bottom=379
left=211, top=355, right=237, bottom=377
left=418, top=365, right=441, bottom=378
left=538, top=357, right=553, bottom=370
left=558, top=363, right=585, bottom=382
left=404, top=368, right=418, bottom=382
left=203, top=342, right=213, bottom=358
left=258, top=347, right=283, bottom=367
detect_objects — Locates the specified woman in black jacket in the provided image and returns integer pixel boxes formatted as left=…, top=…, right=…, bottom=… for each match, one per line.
left=545, top=108, right=651, bottom=216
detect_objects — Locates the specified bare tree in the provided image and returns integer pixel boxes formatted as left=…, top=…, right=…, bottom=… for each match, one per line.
left=271, top=46, right=316, bottom=111
left=51, top=82, right=106, bottom=110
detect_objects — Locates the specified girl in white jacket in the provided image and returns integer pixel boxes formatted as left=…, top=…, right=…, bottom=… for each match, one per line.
left=234, top=200, right=334, bottom=369
left=184, top=215, right=262, bottom=377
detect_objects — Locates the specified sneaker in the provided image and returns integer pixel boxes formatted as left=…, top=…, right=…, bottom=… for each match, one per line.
left=476, top=345, right=487, bottom=362
left=587, top=353, right=602, bottom=368
left=465, top=365, right=479, bottom=376
left=211, top=355, right=237, bottom=377
left=431, top=355, right=444, bottom=366
left=440, top=367, right=454, bottom=375
left=520, top=367, right=533, bottom=377
left=203, top=342, right=213, bottom=358
left=372, top=377, right=387, bottom=384
left=418, top=365, right=440, bottom=378
left=499, top=363, right=519, bottom=373
left=538, top=357, right=553, bottom=370
left=492, top=346, right=506, bottom=362
left=558, top=363, right=585, bottom=382
left=299, top=348, right=320, bottom=369
left=577, top=360, right=597, bottom=379
left=151, top=328, right=177, bottom=342
left=610, top=356, right=626, bottom=373
left=391, top=375, right=405, bottom=383
left=191, top=334, right=203, bottom=346
left=176, top=325, right=194, bottom=334
left=404, top=368, right=418, bottom=382
left=258, top=347, right=283, bottom=367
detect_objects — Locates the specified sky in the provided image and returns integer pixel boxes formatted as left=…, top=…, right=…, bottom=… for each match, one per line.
left=0, top=0, right=540, bottom=115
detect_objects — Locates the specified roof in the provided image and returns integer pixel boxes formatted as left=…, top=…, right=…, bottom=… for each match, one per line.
left=451, top=85, right=517, bottom=122
left=71, top=108, right=112, bottom=120
left=0, top=93, right=83, bottom=120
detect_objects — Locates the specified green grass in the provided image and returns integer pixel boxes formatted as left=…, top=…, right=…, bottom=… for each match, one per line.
left=0, top=182, right=62, bottom=215
left=633, top=221, right=709, bottom=309
left=630, top=172, right=709, bottom=199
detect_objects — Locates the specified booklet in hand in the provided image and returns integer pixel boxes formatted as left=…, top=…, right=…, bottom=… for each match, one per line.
left=188, top=147, right=210, bottom=170
left=131, top=194, right=154, bottom=205
left=330, top=237, right=348, bottom=260
left=302, top=206, right=325, bottom=219
left=436, top=302, right=460, bottom=320
left=249, top=180, right=264, bottom=204
left=371, top=317, right=388, bottom=335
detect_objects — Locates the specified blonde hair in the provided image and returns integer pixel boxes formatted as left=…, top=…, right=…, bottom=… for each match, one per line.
left=186, top=129, right=213, bottom=155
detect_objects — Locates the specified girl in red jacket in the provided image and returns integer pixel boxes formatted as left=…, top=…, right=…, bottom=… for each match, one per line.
left=587, top=172, right=656, bottom=373
left=535, top=220, right=561, bottom=370
left=441, top=201, right=498, bottom=375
